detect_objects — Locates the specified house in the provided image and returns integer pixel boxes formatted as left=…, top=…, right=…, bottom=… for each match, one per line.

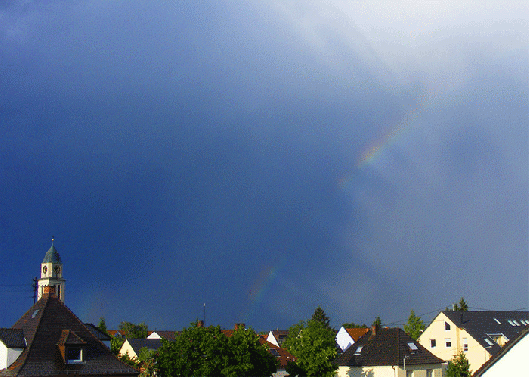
left=0, top=329, right=26, bottom=370
left=336, top=327, right=369, bottom=352
left=119, top=339, right=163, bottom=360
left=146, top=331, right=177, bottom=341
left=335, top=325, right=444, bottom=377
left=0, top=286, right=138, bottom=376
left=84, top=323, right=112, bottom=349
left=472, top=327, right=529, bottom=377
left=0, top=241, right=138, bottom=376
left=417, top=310, right=529, bottom=373
left=267, top=329, right=289, bottom=347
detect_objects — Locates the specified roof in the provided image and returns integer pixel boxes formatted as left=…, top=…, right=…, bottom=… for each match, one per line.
left=147, top=331, right=176, bottom=341
left=441, top=310, right=529, bottom=356
left=42, top=245, right=61, bottom=264
left=336, top=327, right=444, bottom=368
left=345, top=328, right=369, bottom=342
left=0, top=292, right=138, bottom=376
left=0, top=329, right=25, bottom=349
left=473, top=327, right=529, bottom=376
left=84, top=324, right=112, bottom=342
left=126, top=339, right=163, bottom=355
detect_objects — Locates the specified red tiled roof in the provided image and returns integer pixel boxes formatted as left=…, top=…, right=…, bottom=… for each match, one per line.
left=345, top=328, right=369, bottom=342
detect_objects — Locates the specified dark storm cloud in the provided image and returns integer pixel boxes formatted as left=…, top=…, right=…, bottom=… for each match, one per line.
left=0, top=0, right=527, bottom=330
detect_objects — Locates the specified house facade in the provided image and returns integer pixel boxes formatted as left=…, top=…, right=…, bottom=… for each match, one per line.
left=418, top=310, right=529, bottom=373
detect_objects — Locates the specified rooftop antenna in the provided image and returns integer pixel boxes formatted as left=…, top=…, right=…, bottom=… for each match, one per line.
left=203, top=303, right=206, bottom=326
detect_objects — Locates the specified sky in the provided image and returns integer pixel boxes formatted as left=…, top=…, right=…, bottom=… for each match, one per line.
left=0, top=0, right=527, bottom=332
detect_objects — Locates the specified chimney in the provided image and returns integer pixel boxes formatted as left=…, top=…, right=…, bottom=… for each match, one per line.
left=43, top=285, right=56, bottom=297
left=371, top=323, right=379, bottom=337
left=197, top=320, right=204, bottom=327
left=234, top=323, right=245, bottom=330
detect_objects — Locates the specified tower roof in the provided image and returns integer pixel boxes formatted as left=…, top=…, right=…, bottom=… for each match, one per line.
left=42, top=244, right=61, bottom=264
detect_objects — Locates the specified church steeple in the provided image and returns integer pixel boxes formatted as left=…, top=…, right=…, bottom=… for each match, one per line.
left=38, top=238, right=65, bottom=302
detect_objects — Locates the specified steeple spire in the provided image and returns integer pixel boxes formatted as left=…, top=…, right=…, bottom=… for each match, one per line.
left=38, top=239, right=65, bottom=302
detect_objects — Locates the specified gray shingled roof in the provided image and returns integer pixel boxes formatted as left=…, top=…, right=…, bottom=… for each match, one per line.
left=442, top=310, right=529, bottom=356
left=336, top=327, right=444, bottom=368
left=42, top=245, right=61, bottom=264
left=0, top=329, right=25, bottom=349
left=126, top=339, right=163, bottom=355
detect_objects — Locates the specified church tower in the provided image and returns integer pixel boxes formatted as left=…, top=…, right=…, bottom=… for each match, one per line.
left=37, top=238, right=65, bottom=302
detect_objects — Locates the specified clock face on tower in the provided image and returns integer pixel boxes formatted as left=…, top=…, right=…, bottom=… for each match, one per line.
left=42, top=266, right=47, bottom=275
left=54, top=266, right=61, bottom=275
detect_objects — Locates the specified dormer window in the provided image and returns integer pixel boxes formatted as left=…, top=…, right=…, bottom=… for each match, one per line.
left=66, top=346, right=83, bottom=364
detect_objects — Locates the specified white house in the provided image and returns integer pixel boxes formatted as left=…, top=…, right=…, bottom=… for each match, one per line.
left=473, top=328, right=529, bottom=377
left=0, top=329, right=26, bottom=370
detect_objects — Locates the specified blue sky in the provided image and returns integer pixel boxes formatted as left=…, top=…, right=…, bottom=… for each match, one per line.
left=1, top=0, right=527, bottom=332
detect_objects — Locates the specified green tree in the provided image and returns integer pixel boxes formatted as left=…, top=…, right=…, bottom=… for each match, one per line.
left=372, top=316, right=382, bottom=327
left=110, top=336, right=125, bottom=355
left=311, top=306, right=331, bottom=329
left=446, top=352, right=471, bottom=377
left=97, top=317, right=108, bottom=335
left=341, top=322, right=367, bottom=328
left=119, top=321, right=149, bottom=339
left=155, top=322, right=276, bottom=377
left=447, top=297, right=469, bottom=311
left=224, top=327, right=278, bottom=377
left=283, top=318, right=337, bottom=377
left=404, top=310, right=425, bottom=340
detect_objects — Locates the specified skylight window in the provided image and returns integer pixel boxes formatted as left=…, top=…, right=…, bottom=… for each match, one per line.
left=32, top=310, right=39, bottom=318
left=513, top=320, right=520, bottom=326
left=408, top=342, right=418, bottom=351
left=354, top=345, right=363, bottom=355
left=493, top=318, right=501, bottom=325
left=484, top=339, right=494, bottom=346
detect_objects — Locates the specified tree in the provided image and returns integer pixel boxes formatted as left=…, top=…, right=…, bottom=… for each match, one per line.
left=311, top=306, right=331, bottom=329
left=404, top=310, right=425, bottom=340
left=119, top=321, right=149, bottom=339
left=155, top=322, right=277, bottom=377
left=342, top=322, right=367, bottom=329
left=283, top=318, right=337, bottom=377
left=372, top=316, right=382, bottom=327
left=224, top=327, right=278, bottom=377
left=447, top=297, right=469, bottom=311
left=97, top=317, right=108, bottom=335
left=446, top=352, right=471, bottom=377
left=110, top=336, right=125, bottom=355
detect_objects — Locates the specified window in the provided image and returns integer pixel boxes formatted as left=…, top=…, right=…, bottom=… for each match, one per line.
left=445, top=322, right=451, bottom=331
left=445, top=338, right=452, bottom=348
left=406, top=370, right=414, bottom=377
left=463, top=338, right=468, bottom=352
left=493, top=318, right=501, bottom=324
left=430, top=339, right=436, bottom=348
left=408, top=342, right=418, bottom=351
left=426, top=370, right=433, bottom=377
left=354, top=345, right=363, bottom=355
left=66, top=347, right=83, bottom=364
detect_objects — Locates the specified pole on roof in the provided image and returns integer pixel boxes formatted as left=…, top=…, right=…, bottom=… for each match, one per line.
left=32, top=277, right=38, bottom=304
left=203, top=303, right=206, bottom=326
